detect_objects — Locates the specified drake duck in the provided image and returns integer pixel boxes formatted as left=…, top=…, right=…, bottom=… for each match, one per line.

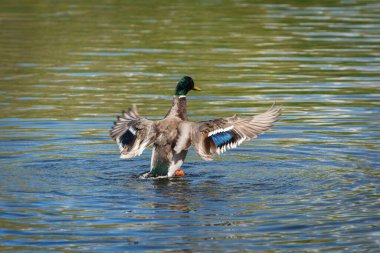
left=110, top=76, right=281, bottom=178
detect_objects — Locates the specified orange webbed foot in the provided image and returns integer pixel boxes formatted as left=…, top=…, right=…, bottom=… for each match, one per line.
left=175, top=170, right=185, bottom=177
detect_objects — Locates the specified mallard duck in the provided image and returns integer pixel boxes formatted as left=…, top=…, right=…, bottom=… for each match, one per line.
left=110, top=76, right=281, bottom=178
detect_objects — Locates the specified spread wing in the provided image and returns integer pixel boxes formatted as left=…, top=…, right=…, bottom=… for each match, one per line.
left=110, top=105, right=156, bottom=159
left=191, top=105, right=281, bottom=161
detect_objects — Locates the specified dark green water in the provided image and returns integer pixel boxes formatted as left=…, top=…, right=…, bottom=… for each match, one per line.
left=1, top=0, right=379, bottom=252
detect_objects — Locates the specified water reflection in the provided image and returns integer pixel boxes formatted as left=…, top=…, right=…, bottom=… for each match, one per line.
left=151, top=179, right=193, bottom=213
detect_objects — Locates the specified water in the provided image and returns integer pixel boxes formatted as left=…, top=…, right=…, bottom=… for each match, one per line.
left=1, top=0, right=379, bottom=251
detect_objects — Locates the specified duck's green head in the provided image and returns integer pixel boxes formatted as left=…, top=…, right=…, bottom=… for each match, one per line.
left=175, top=76, right=201, bottom=96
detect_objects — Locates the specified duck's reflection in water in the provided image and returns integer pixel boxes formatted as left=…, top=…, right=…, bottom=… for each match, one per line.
left=150, top=178, right=193, bottom=213
left=148, top=173, right=229, bottom=215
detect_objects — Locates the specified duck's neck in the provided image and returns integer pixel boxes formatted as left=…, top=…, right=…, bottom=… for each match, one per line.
left=165, top=95, right=187, bottom=120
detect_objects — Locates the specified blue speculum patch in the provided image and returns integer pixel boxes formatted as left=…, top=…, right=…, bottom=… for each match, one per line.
left=120, top=130, right=135, bottom=146
left=210, top=131, right=234, bottom=148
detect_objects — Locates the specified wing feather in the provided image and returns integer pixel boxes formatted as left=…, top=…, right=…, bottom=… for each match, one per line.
left=110, top=105, right=156, bottom=159
left=191, top=105, right=281, bottom=160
